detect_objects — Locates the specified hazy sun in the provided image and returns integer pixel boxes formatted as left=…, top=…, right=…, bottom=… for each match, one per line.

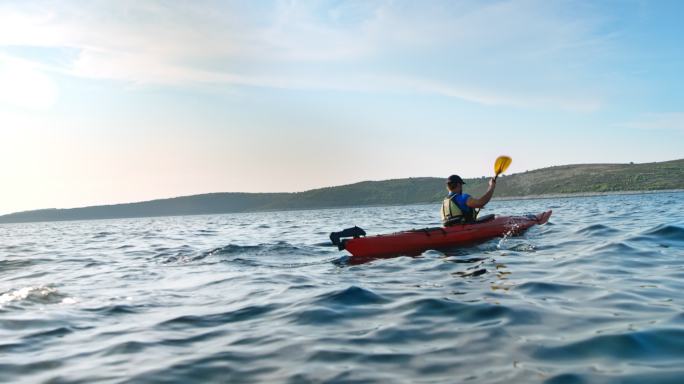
left=0, top=60, right=58, bottom=110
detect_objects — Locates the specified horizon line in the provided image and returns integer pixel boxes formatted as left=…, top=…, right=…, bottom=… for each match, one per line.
left=2, top=158, right=681, bottom=217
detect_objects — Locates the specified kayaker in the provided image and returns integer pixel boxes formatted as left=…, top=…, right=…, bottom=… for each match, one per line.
left=441, top=175, right=496, bottom=226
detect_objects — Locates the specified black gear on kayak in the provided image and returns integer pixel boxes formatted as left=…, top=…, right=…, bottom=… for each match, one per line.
left=330, top=226, right=366, bottom=250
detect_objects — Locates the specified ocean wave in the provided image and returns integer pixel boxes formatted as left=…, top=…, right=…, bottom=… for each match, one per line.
left=545, top=370, right=684, bottom=384
left=92, top=231, right=115, bottom=239
left=201, top=242, right=322, bottom=259
left=291, top=307, right=346, bottom=325
left=630, top=224, right=684, bottom=247
left=641, top=223, right=684, bottom=240
left=508, top=242, right=537, bottom=252
left=157, top=303, right=279, bottom=330
left=312, top=286, right=389, bottom=307
left=592, top=241, right=641, bottom=253
left=668, top=312, right=684, bottom=325
left=124, top=351, right=281, bottom=384
left=0, top=286, right=73, bottom=309
left=1, top=194, right=683, bottom=383
left=205, top=244, right=261, bottom=256
left=0, top=258, right=46, bottom=272
left=532, top=328, right=684, bottom=361
left=398, top=298, right=541, bottom=326
left=83, top=304, right=142, bottom=315
left=0, top=360, right=64, bottom=382
left=162, top=242, right=338, bottom=268
left=515, top=281, right=590, bottom=295
left=574, top=223, right=621, bottom=236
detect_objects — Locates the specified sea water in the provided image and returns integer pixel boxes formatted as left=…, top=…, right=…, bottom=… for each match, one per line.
left=1, top=192, right=683, bottom=383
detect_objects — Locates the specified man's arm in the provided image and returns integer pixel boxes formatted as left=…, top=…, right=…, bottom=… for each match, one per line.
left=466, top=178, right=497, bottom=209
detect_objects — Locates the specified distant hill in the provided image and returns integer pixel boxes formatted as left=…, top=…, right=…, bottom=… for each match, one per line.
left=1, top=159, right=682, bottom=224
left=458, top=159, right=684, bottom=198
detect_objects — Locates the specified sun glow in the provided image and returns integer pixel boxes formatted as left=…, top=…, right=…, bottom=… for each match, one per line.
left=0, top=59, right=58, bottom=109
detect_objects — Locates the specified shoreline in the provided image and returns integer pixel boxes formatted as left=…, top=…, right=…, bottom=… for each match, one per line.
left=493, top=188, right=684, bottom=202
left=2, top=189, right=682, bottom=225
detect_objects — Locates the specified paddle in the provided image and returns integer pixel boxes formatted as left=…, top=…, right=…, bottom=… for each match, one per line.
left=493, top=155, right=512, bottom=181
left=475, top=156, right=511, bottom=219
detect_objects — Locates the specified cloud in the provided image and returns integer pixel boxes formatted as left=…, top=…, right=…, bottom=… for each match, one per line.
left=618, top=113, right=684, bottom=132
left=0, top=0, right=610, bottom=110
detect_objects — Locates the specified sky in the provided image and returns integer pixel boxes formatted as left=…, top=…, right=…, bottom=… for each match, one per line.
left=1, top=0, right=683, bottom=215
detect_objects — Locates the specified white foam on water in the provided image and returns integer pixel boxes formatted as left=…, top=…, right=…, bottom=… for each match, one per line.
left=0, top=286, right=59, bottom=308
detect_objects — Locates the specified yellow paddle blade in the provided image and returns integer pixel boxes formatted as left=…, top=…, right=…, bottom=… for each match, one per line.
left=494, top=155, right=512, bottom=176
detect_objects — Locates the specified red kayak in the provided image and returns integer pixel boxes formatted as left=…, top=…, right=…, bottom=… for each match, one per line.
left=331, top=210, right=552, bottom=261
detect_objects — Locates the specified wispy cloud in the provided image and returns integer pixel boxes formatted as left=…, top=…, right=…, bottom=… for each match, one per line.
left=0, top=0, right=610, bottom=110
left=618, top=113, right=684, bottom=132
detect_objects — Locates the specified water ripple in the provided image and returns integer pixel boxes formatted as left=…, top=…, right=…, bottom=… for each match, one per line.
left=1, top=193, right=683, bottom=383
left=158, top=304, right=279, bottom=329
left=313, top=286, right=389, bottom=307
left=532, top=328, right=684, bottom=361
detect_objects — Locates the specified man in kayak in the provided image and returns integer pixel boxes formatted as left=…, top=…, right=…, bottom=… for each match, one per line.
left=441, top=175, right=496, bottom=226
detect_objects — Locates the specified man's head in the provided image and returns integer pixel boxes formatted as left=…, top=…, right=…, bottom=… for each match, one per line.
left=446, top=174, right=465, bottom=192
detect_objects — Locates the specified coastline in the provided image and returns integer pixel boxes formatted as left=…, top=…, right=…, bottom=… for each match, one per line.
left=2, top=188, right=683, bottom=225
left=493, top=188, right=684, bottom=202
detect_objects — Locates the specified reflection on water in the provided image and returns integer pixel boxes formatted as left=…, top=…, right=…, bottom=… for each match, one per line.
left=0, top=192, right=683, bottom=383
